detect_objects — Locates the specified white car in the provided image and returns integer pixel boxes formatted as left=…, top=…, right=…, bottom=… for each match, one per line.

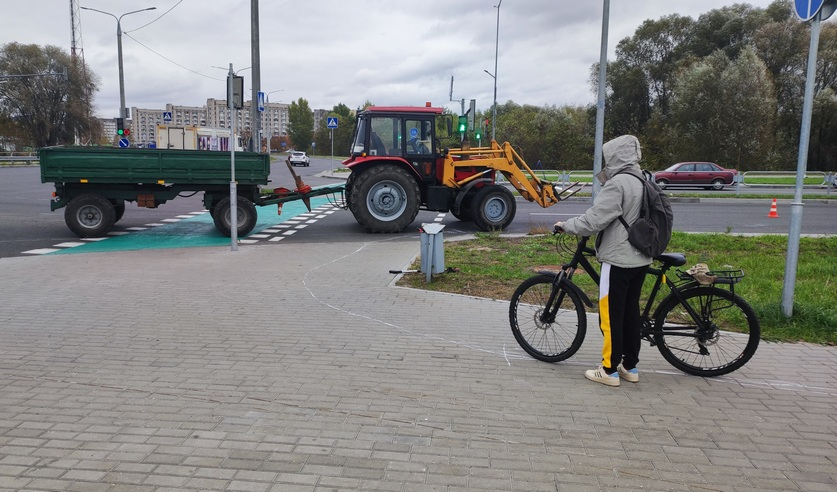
left=289, top=151, right=310, bottom=167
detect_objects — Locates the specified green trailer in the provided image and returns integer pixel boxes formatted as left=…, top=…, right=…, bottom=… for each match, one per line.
left=39, top=146, right=344, bottom=238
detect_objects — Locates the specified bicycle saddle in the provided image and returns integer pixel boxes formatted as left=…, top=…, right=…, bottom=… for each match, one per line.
left=656, top=253, right=687, bottom=266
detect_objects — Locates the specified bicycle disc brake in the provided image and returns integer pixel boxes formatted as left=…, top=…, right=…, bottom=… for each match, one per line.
left=697, top=323, right=721, bottom=354
left=534, top=308, right=554, bottom=329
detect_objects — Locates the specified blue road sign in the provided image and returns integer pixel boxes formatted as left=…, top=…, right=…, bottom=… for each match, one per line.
left=162, top=111, right=172, bottom=122
left=118, top=138, right=130, bottom=148
left=327, top=117, right=338, bottom=129
left=794, top=0, right=833, bottom=21
left=257, top=91, right=265, bottom=112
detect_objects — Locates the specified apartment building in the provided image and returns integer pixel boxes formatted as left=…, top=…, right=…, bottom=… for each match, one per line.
left=127, top=99, right=291, bottom=147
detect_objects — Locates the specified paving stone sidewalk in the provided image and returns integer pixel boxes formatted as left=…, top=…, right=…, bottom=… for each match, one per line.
left=0, top=237, right=835, bottom=491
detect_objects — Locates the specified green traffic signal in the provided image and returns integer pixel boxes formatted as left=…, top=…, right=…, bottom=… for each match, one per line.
left=458, top=116, right=467, bottom=133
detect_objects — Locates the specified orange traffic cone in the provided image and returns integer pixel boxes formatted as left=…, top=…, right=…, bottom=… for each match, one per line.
left=767, top=198, right=779, bottom=218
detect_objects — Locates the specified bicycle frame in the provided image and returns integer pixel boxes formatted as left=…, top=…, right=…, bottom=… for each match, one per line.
left=548, top=236, right=715, bottom=343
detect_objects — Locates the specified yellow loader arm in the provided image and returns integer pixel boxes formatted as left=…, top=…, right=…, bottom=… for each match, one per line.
left=440, top=140, right=580, bottom=208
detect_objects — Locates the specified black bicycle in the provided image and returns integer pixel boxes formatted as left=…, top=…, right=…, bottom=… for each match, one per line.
left=509, top=234, right=760, bottom=377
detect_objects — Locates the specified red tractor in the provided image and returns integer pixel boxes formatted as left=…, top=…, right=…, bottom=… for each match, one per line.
left=343, top=104, right=564, bottom=233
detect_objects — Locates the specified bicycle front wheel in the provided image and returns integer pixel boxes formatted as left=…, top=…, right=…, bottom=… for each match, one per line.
left=653, top=287, right=760, bottom=377
left=509, top=274, right=587, bottom=362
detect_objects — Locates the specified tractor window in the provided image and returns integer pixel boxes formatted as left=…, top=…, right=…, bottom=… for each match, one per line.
left=352, top=118, right=367, bottom=154
left=406, top=119, right=433, bottom=155
left=369, top=117, right=401, bottom=156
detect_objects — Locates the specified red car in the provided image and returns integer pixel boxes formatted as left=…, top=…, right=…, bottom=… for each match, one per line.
left=653, top=162, right=738, bottom=190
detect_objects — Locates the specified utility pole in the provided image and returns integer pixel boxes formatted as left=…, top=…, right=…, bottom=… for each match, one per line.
left=250, top=0, right=261, bottom=152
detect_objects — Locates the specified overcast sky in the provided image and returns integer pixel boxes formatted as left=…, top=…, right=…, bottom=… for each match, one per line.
left=2, top=0, right=781, bottom=118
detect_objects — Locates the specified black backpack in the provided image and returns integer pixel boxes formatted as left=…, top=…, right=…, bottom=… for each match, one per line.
left=617, top=170, right=674, bottom=258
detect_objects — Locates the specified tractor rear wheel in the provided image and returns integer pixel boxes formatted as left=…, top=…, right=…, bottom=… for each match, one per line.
left=349, top=164, right=420, bottom=233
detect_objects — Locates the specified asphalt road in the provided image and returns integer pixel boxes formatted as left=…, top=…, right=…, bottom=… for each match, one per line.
left=1, top=156, right=834, bottom=259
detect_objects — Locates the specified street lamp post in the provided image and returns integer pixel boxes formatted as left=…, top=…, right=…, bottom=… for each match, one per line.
left=80, top=6, right=156, bottom=121
left=264, top=89, right=284, bottom=156
left=491, top=1, right=502, bottom=141
left=484, top=69, right=495, bottom=141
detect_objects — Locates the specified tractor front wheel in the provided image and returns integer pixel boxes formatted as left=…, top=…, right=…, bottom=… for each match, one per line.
left=471, top=185, right=516, bottom=231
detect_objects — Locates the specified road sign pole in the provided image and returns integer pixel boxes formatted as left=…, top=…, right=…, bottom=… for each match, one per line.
left=782, top=10, right=823, bottom=317
left=592, top=0, right=610, bottom=201
left=326, top=117, right=338, bottom=173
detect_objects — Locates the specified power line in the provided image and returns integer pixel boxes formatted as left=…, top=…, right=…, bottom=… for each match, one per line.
left=122, top=32, right=224, bottom=81
left=124, top=0, right=183, bottom=34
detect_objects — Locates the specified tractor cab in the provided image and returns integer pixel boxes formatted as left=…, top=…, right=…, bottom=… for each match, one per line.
left=349, top=105, right=443, bottom=160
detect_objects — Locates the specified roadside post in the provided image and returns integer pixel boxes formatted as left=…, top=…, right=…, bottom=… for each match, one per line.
left=782, top=0, right=836, bottom=316
left=327, top=117, right=338, bottom=173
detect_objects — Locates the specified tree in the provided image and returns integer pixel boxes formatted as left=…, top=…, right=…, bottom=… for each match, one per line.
left=287, top=97, right=314, bottom=152
left=614, top=14, right=694, bottom=117
left=313, top=103, right=356, bottom=157
left=493, top=101, right=594, bottom=170
left=0, top=43, right=99, bottom=147
left=810, top=89, right=837, bottom=171
left=670, top=47, right=777, bottom=170
left=601, top=60, right=652, bottom=137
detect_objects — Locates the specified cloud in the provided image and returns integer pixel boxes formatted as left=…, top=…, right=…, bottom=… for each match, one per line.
left=1, top=0, right=779, bottom=117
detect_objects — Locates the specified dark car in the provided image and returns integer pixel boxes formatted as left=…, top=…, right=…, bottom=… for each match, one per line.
left=653, top=162, right=738, bottom=190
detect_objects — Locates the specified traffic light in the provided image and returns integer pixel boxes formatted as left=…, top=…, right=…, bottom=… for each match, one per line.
left=458, top=115, right=467, bottom=133
left=116, top=117, right=125, bottom=136
left=475, top=128, right=481, bottom=140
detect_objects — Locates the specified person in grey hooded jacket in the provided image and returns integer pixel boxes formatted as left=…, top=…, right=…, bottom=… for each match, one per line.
left=554, top=135, right=652, bottom=387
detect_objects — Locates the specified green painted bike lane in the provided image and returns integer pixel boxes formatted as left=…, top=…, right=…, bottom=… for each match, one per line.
left=50, top=197, right=333, bottom=255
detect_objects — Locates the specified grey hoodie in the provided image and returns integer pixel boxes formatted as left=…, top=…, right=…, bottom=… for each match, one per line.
left=562, top=135, right=652, bottom=268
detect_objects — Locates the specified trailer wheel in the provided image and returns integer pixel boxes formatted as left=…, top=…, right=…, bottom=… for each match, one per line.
left=471, top=185, right=516, bottom=231
left=213, top=196, right=258, bottom=237
left=113, top=201, right=126, bottom=223
left=64, top=194, right=116, bottom=238
left=349, top=164, right=420, bottom=233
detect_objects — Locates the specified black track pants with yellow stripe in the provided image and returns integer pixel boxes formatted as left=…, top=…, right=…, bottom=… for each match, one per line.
left=598, top=263, right=648, bottom=372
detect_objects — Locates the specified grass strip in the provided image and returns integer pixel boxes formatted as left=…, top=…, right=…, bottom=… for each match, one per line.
left=397, top=231, right=836, bottom=345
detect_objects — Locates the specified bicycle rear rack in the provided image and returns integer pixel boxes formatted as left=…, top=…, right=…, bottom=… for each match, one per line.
left=675, top=269, right=745, bottom=294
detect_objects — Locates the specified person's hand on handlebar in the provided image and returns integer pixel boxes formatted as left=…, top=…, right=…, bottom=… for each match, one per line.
left=553, top=221, right=565, bottom=234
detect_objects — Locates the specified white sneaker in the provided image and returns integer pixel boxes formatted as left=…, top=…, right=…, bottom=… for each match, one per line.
left=617, top=363, right=639, bottom=383
left=584, top=366, right=620, bottom=387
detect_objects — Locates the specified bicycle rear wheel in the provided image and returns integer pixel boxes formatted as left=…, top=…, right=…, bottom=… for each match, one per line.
left=509, top=274, right=587, bottom=362
left=653, top=286, right=760, bottom=376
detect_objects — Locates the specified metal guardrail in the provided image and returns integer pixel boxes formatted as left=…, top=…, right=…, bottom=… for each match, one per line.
left=741, top=170, right=827, bottom=186
left=0, top=152, right=39, bottom=162
left=497, top=168, right=836, bottom=193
